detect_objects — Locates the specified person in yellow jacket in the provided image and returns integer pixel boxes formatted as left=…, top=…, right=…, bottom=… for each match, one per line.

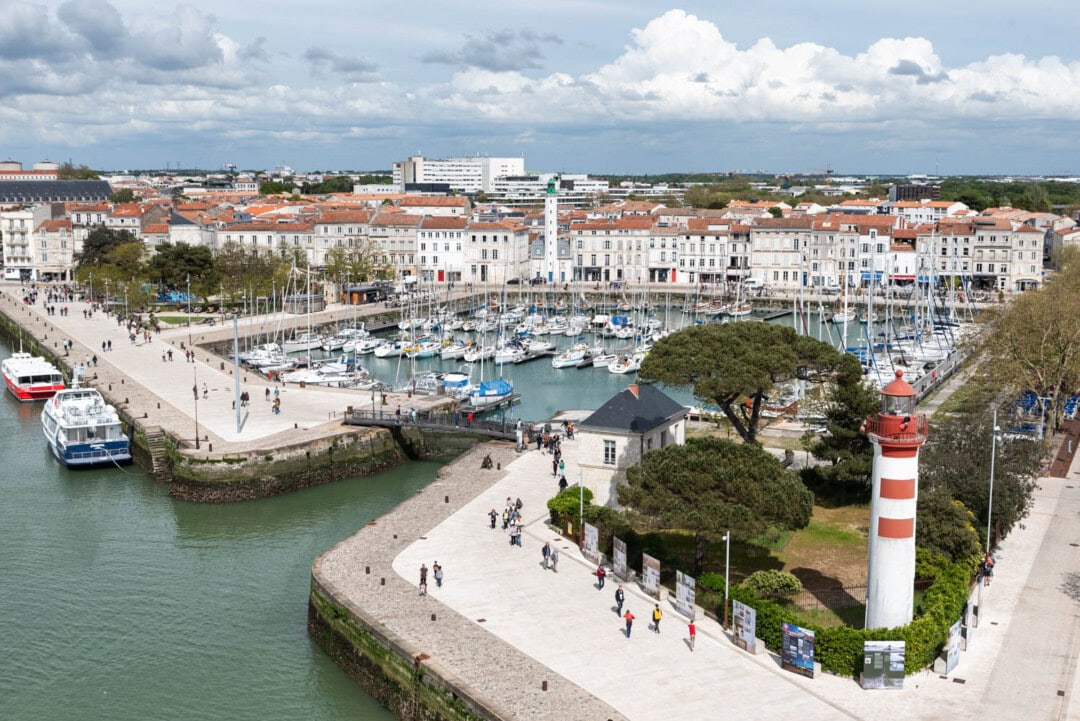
left=652, top=604, right=663, bottom=634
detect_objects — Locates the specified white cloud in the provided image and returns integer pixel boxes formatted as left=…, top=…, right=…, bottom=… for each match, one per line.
left=2, top=5, right=1080, bottom=169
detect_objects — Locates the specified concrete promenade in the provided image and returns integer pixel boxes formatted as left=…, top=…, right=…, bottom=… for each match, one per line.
left=371, top=431, right=1079, bottom=720
left=1, top=285, right=451, bottom=451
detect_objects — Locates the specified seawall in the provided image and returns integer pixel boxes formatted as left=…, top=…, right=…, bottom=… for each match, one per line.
left=308, top=442, right=623, bottom=721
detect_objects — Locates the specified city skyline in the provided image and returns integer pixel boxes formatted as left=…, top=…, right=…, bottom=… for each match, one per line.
left=1, top=1, right=1078, bottom=175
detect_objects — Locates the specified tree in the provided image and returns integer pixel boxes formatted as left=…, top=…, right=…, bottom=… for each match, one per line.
left=920, top=407, right=1042, bottom=545
left=110, top=188, right=136, bottom=204
left=767, top=206, right=784, bottom=218
left=78, top=226, right=136, bottom=267
left=984, top=247, right=1080, bottom=430
left=801, top=354, right=880, bottom=502
left=639, top=323, right=845, bottom=443
left=619, top=437, right=813, bottom=574
left=148, top=242, right=216, bottom=290
left=916, top=488, right=982, bottom=562
left=107, top=241, right=146, bottom=280
left=57, top=162, right=99, bottom=180
left=259, top=180, right=295, bottom=195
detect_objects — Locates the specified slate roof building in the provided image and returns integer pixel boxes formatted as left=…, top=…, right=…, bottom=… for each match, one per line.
left=0, top=180, right=112, bottom=204
left=576, top=383, right=688, bottom=506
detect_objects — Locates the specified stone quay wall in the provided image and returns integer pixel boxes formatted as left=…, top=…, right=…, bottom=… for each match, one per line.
left=309, top=442, right=624, bottom=721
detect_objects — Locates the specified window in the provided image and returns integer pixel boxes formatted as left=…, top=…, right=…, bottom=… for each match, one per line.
left=492, top=249, right=498, bottom=260
left=603, top=440, right=616, bottom=465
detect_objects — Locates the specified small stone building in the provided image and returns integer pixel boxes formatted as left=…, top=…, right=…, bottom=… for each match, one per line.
left=576, top=383, right=688, bottom=507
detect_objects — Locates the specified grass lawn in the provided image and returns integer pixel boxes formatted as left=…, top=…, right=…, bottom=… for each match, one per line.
left=157, top=315, right=202, bottom=326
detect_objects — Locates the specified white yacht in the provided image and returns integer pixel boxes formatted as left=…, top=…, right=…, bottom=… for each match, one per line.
left=41, top=376, right=131, bottom=467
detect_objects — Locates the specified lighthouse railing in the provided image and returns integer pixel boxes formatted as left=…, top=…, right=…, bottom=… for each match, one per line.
left=863, top=415, right=929, bottom=445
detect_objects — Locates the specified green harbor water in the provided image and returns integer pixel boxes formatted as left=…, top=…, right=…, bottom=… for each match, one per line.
left=0, top=337, right=442, bottom=721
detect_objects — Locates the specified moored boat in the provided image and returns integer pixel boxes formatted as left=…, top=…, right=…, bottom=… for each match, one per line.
left=41, top=375, right=131, bottom=467
left=2, top=352, right=65, bottom=401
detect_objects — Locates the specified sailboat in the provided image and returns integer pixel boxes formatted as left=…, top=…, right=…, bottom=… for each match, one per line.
left=470, top=255, right=515, bottom=408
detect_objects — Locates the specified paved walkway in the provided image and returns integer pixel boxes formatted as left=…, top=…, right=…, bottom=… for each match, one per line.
left=385, top=431, right=1080, bottom=721
left=1, top=286, right=450, bottom=449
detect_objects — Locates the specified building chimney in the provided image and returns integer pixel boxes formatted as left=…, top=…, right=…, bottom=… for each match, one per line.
left=628, top=384, right=639, bottom=398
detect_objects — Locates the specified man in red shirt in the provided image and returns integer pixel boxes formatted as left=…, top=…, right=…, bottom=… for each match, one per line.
left=624, top=610, right=635, bottom=638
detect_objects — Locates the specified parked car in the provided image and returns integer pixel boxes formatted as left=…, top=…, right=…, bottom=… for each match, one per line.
left=506, top=278, right=522, bottom=285
left=529, top=277, right=547, bottom=286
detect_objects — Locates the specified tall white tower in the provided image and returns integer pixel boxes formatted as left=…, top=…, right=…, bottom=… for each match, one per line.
left=863, top=369, right=928, bottom=629
left=544, top=176, right=559, bottom=282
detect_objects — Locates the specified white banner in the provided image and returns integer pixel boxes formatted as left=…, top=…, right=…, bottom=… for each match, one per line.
left=583, top=522, right=599, bottom=563
left=675, top=571, right=696, bottom=620
left=613, top=537, right=627, bottom=580
left=642, top=553, right=661, bottom=599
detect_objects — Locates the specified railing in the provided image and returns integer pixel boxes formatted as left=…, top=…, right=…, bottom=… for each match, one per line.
left=343, top=408, right=527, bottom=440
left=863, top=415, right=929, bottom=445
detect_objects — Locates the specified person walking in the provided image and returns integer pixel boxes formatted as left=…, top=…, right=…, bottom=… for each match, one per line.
left=615, top=585, right=625, bottom=616
left=558, top=475, right=568, bottom=493
left=624, top=609, right=635, bottom=638
left=596, top=564, right=607, bottom=590
left=542, top=541, right=551, bottom=570
left=550, top=546, right=559, bottom=572
left=488, top=508, right=498, bottom=529
left=433, top=563, right=443, bottom=588
left=558, top=459, right=565, bottom=475
left=202, top=383, right=208, bottom=400
left=552, top=457, right=558, bottom=477
left=652, top=604, right=663, bottom=634
left=420, top=563, right=428, bottom=587
left=688, top=621, right=696, bottom=651
left=193, top=384, right=198, bottom=400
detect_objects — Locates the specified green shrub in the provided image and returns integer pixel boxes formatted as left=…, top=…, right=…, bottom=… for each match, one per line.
left=742, top=570, right=803, bottom=600
left=546, top=486, right=593, bottom=526
left=697, top=572, right=727, bottom=593
left=915, top=547, right=950, bottom=581
left=720, top=555, right=979, bottom=677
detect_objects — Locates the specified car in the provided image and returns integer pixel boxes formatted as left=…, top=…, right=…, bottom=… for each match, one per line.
left=529, top=277, right=547, bottom=286
left=506, top=278, right=522, bottom=285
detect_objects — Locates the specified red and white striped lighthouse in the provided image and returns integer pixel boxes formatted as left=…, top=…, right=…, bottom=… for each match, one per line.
left=864, top=369, right=928, bottom=629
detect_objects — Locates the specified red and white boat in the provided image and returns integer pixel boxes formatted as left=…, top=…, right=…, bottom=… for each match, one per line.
left=2, top=352, right=65, bottom=401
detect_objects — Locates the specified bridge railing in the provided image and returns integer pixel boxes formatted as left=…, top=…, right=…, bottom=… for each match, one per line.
left=344, top=408, right=527, bottom=437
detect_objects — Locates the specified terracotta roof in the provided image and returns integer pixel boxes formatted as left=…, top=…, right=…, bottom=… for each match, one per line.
left=399, top=196, right=469, bottom=207
left=143, top=223, right=169, bottom=234
left=466, top=221, right=525, bottom=231
left=370, top=213, right=423, bottom=227
left=67, top=202, right=111, bottom=213
left=890, top=244, right=915, bottom=252
left=316, top=209, right=373, bottom=224
left=420, top=217, right=468, bottom=230
left=224, top=222, right=314, bottom=232
left=751, top=217, right=815, bottom=230
left=110, top=203, right=143, bottom=217
left=36, top=219, right=71, bottom=232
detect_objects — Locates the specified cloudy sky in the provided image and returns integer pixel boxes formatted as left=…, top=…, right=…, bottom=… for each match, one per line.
left=2, top=0, right=1078, bottom=175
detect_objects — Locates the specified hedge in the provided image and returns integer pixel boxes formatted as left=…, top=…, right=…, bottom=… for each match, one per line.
left=722, top=554, right=980, bottom=677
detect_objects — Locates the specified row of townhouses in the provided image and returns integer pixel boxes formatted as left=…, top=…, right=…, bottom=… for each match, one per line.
left=1, top=189, right=1071, bottom=294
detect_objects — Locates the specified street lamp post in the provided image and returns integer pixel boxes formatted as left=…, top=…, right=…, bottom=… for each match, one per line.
left=975, top=408, right=999, bottom=626
left=188, top=274, right=199, bottom=450
left=722, top=530, right=731, bottom=630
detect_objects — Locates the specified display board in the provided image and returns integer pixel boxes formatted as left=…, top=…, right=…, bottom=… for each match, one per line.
left=612, top=536, right=628, bottom=580
left=583, top=522, right=599, bottom=564
left=945, top=619, right=962, bottom=674
left=781, top=622, right=816, bottom=679
left=732, top=600, right=757, bottom=654
left=861, top=640, right=905, bottom=690
left=674, top=571, right=696, bottom=620
left=642, top=553, right=661, bottom=599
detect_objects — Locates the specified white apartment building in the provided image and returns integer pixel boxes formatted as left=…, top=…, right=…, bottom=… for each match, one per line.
left=312, top=209, right=374, bottom=268
left=463, top=221, right=530, bottom=284
left=929, top=218, right=1044, bottom=292
left=569, top=217, right=654, bottom=283
left=748, top=217, right=815, bottom=289
left=392, top=155, right=525, bottom=194
left=369, top=213, right=423, bottom=279
left=1, top=206, right=51, bottom=279
left=417, top=216, right=468, bottom=283
left=488, top=174, right=610, bottom=207
left=35, top=218, right=75, bottom=280
left=888, top=200, right=970, bottom=225
left=675, top=218, right=751, bottom=285
left=215, top=222, right=316, bottom=263
left=105, top=203, right=145, bottom=238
